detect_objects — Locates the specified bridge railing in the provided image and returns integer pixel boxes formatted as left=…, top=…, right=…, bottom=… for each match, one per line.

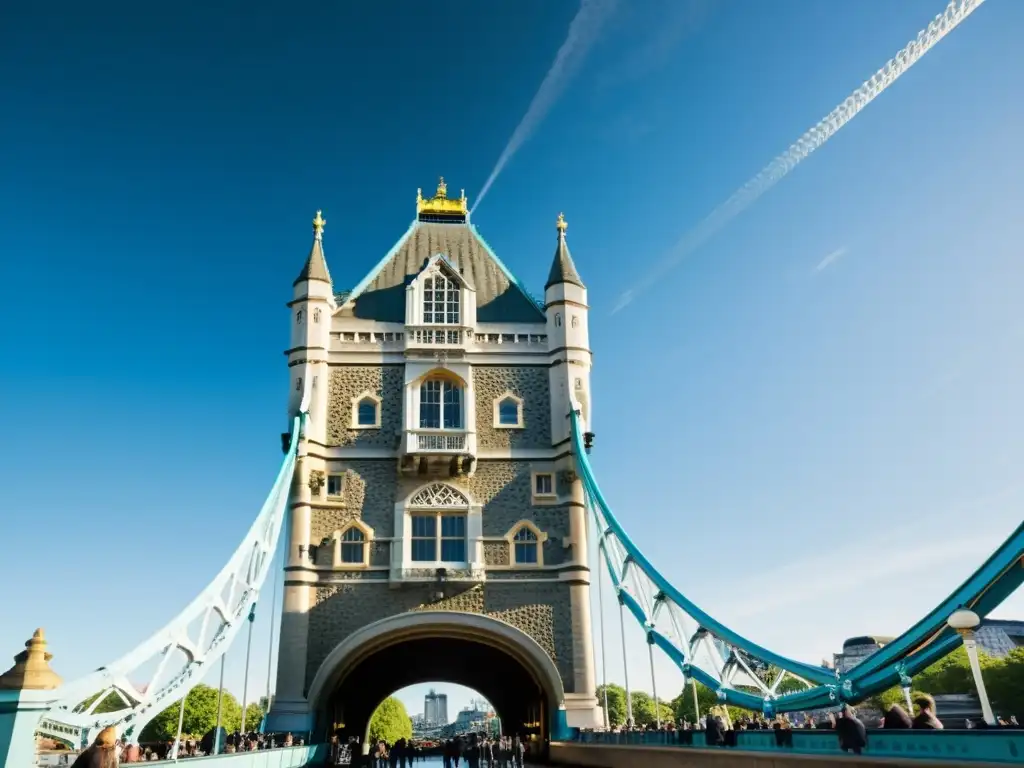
left=568, top=729, right=1024, bottom=764
left=40, top=745, right=325, bottom=767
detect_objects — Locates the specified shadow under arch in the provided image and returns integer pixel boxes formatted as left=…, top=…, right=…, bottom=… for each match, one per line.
left=307, top=611, right=565, bottom=749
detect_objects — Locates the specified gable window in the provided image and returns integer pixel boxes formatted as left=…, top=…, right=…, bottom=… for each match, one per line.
left=420, top=378, right=462, bottom=429
left=409, top=512, right=467, bottom=562
left=327, top=474, right=344, bottom=497
left=493, top=392, right=523, bottom=429
left=513, top=527, right=539, bottom=564
left=423, top=270, right=460, bottom=325
left=340, top=527, right=365, bottom=564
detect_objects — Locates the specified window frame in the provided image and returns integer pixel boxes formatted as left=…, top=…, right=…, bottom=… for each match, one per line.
left=503, top=520, right=548, bottom=568
left=350, top=391, right=382, bottom=429
left=332, top=519, right=374, bottom=569
left=492, top=392, right=524, bottom=430
left=409, top=510, right=469, bottom=565
left=421, top=268, right=461, bottom=325
left=326, top=473, right=345, bottom=498
left=531, top=472, right=556, bottom=503
left=418, top=377, right=464, bottom=430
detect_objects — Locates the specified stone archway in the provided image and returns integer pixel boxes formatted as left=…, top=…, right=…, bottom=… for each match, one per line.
left=306, top=611, right=565, bottom=746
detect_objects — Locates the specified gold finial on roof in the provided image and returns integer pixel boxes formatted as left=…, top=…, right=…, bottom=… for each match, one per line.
left=556, top=212, right=568, bottom=233
left=416, top=177, right=468, bottom=219
left=0, top=628, right=62, bottom=691
left=312, top=210, right=326, bottom=240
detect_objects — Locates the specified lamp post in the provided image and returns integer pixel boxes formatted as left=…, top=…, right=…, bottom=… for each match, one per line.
left=946, top=608, right=995, bottom=726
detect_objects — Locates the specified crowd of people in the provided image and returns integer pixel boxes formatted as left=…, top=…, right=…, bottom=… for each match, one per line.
left=326, top=732, right=530, bottom=767
left=62, top=727, right=305, bottom=766
left=584, top=693, right=1021, bottom=756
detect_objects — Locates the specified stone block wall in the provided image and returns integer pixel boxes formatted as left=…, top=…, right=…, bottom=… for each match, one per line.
left=304, top=580, right=576, bottom=694
left=326, top=366, right=403, bottom=447
left=474, top=366, right=551, bottom=450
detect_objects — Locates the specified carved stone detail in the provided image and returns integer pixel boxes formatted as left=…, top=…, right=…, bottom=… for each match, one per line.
left=484, top=542, right=510, bottom=566
left=308, top=470, right=325, bottom=497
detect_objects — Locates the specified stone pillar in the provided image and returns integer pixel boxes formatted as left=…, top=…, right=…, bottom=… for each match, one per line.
left=267, top=457, right=315, bottom=734
left=0, top=629, right=63, bottom=768
left=561, top=475, right=602, bottom=730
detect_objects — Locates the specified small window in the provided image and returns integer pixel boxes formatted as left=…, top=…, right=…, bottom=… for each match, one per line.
left=534, top=473, right=554, bottom=497
left=514, top=528, right=539, bottom=565
left=554, top=313, right=562, bottom=327
left=571, top=315, right=578, bottom=328
left=296, top=309, right=304, bottom=324
left=327, top=474, right=344, bottom=497
left=313, top=308, right=322, bottom=323
left=357, top=398, right=378, bottom=427
left=296, top=377, right=302, bottom=392
left=340, top=528, right=365, bottom=564
left=498, top=397, right=520, bottom=426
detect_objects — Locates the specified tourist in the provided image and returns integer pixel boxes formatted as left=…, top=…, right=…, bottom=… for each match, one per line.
left=883, top=704, right=912, bottom=729
left=911, top=694, right=943, bottom=729
left=70, top=727, right=118, bottom=768
left=835, top=705, right=867, bottom=755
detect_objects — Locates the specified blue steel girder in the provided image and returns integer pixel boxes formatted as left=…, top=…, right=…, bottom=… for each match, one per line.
left=569, top=404, right=1023, bottom=714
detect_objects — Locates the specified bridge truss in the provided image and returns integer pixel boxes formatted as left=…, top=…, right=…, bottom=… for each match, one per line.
left=570, top=405, right=1024, bottom=716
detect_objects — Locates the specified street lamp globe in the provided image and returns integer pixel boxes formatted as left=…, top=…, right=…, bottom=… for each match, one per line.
left=947, top=608, right=981, bottom=631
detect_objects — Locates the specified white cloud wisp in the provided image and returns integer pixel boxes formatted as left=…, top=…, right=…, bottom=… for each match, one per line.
left=612, top=0, right=990, bottom=314
left=472, top=0, right=618, bottom=214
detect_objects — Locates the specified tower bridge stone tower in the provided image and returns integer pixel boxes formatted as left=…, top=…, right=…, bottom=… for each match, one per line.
left=268, top=181, right=601, bottom=742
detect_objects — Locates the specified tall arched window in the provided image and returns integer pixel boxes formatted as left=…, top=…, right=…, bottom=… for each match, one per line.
left=420, top=378, right=463, bottom=429
left=513, top=527, right=539, bottom=564
left=340, top=527, right=366, bottom=564
left=423, top=271, right=460, bottom=324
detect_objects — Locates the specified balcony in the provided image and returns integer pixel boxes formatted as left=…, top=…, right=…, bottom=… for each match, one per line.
left=404, top=325, right=471, bottom=351
left=400, top=429, right=476, bottom=477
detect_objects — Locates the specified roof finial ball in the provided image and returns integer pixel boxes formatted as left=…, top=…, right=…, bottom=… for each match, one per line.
left=436, top=177, right=447, bottom=199
left=312, top=210, right=326, bottom=240
left=556, top=212, right=568, bottom=234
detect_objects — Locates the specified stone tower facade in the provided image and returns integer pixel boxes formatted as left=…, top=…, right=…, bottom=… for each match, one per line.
left=269, top=182, right=600, bottom=736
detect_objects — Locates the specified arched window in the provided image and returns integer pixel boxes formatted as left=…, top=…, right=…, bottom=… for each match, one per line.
left=498, top=397, right=520, bottom=426
left=340, top=527, right=365, bottom=564
left=357, top=397, right=378, bottom=426
left=423, top=270, right=460, bottom=324
left=420, top=378, right=462, bottom=429
left=513, top=527, right=539, bottom=564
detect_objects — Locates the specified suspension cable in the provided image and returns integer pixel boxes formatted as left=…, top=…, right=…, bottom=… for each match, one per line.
left=618, top=600, right=633, bottom=726
left=594, top=505, right=611, bottom=730
left=648, top=638, right=661, bottom=729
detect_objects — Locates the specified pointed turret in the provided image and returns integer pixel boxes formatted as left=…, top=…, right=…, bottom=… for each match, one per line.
left=293, top=210, right=332, bottom=286
left=545, top=213, right=584, bottom=290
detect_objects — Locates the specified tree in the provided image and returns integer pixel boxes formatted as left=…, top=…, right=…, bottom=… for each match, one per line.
left=629, top=692, right=673, bottom=726
left=368, top=697, right=412, bottom=744
left=986, top=647, right=1024, bottom=718
left=596, top=684, right=626, bottom=727
left=140, top=684, right=242, bottom=742
left=242, top=702, right=264, bottom=732
left=672, top=682, right=719, bottom=725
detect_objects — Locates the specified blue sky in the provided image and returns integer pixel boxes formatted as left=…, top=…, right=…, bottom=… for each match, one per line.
left=1, top=0, right=1022, bottom=721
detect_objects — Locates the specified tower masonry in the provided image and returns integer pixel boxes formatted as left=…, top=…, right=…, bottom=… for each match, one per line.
left=269, top=180, right=601, bottom=740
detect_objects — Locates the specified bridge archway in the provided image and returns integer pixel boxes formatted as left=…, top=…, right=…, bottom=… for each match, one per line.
left=307, top=611, right=565, bottom=747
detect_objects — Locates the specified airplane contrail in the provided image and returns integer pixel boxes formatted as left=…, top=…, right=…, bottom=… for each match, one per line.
left=472, top=0, right=619, bottom=214
left=612, top=0, right=989, bottom=314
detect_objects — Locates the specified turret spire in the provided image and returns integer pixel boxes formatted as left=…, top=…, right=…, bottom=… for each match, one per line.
left=545, top=212, right=584, bottom=290
left=293, top=209, right=332, bottom=286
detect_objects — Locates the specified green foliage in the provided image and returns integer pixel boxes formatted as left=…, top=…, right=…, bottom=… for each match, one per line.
left=628, top=691, right=674, bottom=726
left=982, top=647, right=1024, bottom=718
left=671, top=682, right=719, bottom=725
left=596, top=684, right=626, bottom=727
left=368, top=697, right=412, bottom=744
left=78, top=690, right=138, bottom=715
left=140, top=684, right=252, bottom=742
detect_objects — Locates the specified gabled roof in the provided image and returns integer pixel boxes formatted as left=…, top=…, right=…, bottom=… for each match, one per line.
left=343, top=222, right=545, bottom=323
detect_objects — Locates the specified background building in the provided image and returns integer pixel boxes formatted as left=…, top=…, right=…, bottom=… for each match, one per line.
left=424, top=690, right=448, bottom=727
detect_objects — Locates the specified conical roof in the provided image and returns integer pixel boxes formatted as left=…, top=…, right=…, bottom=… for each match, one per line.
left=293, top=210, right=332, bottom=286
left=545, top=213, right=584, bottom=290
